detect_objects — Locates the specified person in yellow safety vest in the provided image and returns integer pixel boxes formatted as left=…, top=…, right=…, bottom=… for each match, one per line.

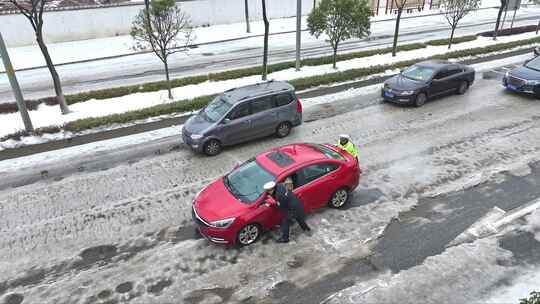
left=337, top=134, right=358, bottom=159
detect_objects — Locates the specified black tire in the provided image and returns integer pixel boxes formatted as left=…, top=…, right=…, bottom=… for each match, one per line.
left=203, top=139, right=222, bottom=156
left=276, top=122, right=292, bottom=138
left=328, top=187, right=349, bottom=209
left=414, top=93, right=427, bottom=107
left=236, top=223, right=261, bottom=247
left=457, top=81, right=469, bottom=95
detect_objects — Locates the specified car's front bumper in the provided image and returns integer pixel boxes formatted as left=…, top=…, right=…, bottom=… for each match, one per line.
left=192, top=206, right=234, bottom=245
left=381, top=88, right=416, bottom=104
left=502, top=76, right=537, bottom=94
left=182, top=131, right=204, bottom=152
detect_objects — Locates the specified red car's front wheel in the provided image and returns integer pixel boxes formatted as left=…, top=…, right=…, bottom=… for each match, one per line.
left=236, top=223, right=261, bottom=246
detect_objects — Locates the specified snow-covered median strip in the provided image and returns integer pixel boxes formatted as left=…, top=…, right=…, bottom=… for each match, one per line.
left=1, top=31, right=538, bottom=150
left=0, top=125, right=184, bottom=173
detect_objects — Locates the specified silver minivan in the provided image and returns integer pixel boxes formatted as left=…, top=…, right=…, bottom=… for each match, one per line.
left=182, top=81, right=303, bottom=155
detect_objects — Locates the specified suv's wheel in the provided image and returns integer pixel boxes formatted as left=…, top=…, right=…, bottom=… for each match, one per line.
left=236, top=223, right=261, bottom=246
left=204, top=139, right=222, bottom=156
left=276, top=122, right=292, bottom=138
left=457, top=81, right=469, bottom=95
left=414, top=93, right=427, bottom=107
left=328, top=188, right=349, bottom=208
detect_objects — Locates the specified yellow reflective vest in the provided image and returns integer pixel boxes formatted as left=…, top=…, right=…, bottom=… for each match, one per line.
left=337, top=141, right=358, bottom=158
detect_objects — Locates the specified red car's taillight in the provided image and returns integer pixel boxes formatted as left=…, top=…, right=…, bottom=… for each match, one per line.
left=296, top=97, right=303, bottom=113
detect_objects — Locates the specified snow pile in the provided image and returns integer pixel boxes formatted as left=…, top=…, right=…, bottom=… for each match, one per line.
left=524, top=208, right=540, bottom=242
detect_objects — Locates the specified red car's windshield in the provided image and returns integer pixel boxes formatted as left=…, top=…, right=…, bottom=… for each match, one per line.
left=223, top=159, right=275, bottom=203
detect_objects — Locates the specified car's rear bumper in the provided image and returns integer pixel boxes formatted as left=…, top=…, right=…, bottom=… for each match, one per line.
left=293, top=113, right=303, bottom=126
left=381, top=89, right=416, bottom=104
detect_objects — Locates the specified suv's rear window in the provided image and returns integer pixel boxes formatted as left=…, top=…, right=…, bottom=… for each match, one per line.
left=266, top=151, right=295, bottom=167
left=308, top=144, right=347, bottom=161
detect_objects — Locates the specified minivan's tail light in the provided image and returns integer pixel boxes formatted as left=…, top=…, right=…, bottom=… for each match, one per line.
left=296, top=97, right=303, bottom=113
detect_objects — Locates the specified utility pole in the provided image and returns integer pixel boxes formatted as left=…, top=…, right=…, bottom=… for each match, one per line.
left=0, top=32, right=34, bottom=132
left=244, top=0, right=251, bottom=33
left=296, top=0, right=302, bottom=71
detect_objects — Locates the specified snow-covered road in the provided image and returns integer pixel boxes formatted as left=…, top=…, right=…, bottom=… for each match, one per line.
left=1, top=76, right=540, bottom=303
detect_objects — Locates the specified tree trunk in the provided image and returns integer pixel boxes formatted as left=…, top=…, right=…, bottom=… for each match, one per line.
left=448, top=25, right=456, bottom=49
left=332, top=45, right=338, bottom=69
left=244, top=0, right=251, bottom=33
left=36, top=33, right=70, bottom=114
left=313, top=0, right=316, bottom=8
left=391, top=8, right=402, bottom=57
left=262, top=0, right=269, bottom=81
left=493, top=0, right=506, bottom=40
left=536, top=19, right=540, bottom=34
left=163, top=58, right=173, bottom=99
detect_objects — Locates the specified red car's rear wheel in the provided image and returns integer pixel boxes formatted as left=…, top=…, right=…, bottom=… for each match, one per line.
left=329, top=188, right=349, bottom=208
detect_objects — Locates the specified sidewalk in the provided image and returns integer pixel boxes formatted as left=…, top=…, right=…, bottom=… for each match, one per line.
left=0, top=0, right=508, bottom=72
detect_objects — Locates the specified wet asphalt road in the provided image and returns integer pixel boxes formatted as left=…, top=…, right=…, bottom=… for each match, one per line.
left=263, top=161, right=540, bottom=304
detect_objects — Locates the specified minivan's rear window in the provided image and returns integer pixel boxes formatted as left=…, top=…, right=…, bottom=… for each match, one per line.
left=266, top=151, right=295, bottom=167
left=275, top=93, right=293, bottom=106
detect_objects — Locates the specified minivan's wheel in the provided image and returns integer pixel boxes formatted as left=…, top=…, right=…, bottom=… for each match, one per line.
left=236, top=224, right=261, bottom=246
left=457, top=81, right=469, bottom=95
left=276, top=122, right=292, bottom=138
left=328, top=188, right=349, bottom=208
left=414, top=93, right=427, bottom=107
left=204, top=139, right=222, bottom=156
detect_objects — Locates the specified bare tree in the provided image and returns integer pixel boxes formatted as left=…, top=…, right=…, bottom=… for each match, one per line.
left=261, top=0, right=269, bottom=80
left=391, top=0, right=408, bottom=57
left=440, top=0, right=481, bottom=49
left=131, top=0, right=194, bottom=99
left=8, top=0, right=70, bottom=114
left=493, top=0, right=508, bottom=40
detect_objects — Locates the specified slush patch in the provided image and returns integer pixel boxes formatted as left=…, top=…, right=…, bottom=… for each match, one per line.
left=147, top=278, right=173, bottom=295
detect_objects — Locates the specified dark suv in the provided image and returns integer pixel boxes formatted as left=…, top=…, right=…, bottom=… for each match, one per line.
left=182, top=81, right=303, bottom=156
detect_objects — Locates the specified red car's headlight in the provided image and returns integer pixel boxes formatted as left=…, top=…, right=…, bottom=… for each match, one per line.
left=209, top=217, right=236, bottom=228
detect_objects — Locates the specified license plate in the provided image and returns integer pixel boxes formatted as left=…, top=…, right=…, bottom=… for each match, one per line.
left=384, top=90, right=394, bottom=98
left=507, top=84, right=517, bottom=91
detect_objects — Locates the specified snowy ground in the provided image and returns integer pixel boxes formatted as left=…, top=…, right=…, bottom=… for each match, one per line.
left=0, top=32, right=538, bottom=148
left=1, top=4, right=539, bottom=104
left=1, top=2, right=505, bottom=72
left=1, top=75, right=540, bottom=303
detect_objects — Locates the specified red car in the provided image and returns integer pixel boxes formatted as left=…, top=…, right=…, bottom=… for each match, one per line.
left=192, top=143, right=362, bottom=246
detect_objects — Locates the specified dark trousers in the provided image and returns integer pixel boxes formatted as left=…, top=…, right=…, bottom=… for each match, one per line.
left=280, top=212, right=310, bottom=241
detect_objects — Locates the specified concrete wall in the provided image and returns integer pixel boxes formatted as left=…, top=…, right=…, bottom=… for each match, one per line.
left=0, top=0, right=315, bottom=47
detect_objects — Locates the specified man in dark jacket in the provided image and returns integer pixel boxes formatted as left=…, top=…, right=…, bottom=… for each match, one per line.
left=274, top=177, right=311, bottom=243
